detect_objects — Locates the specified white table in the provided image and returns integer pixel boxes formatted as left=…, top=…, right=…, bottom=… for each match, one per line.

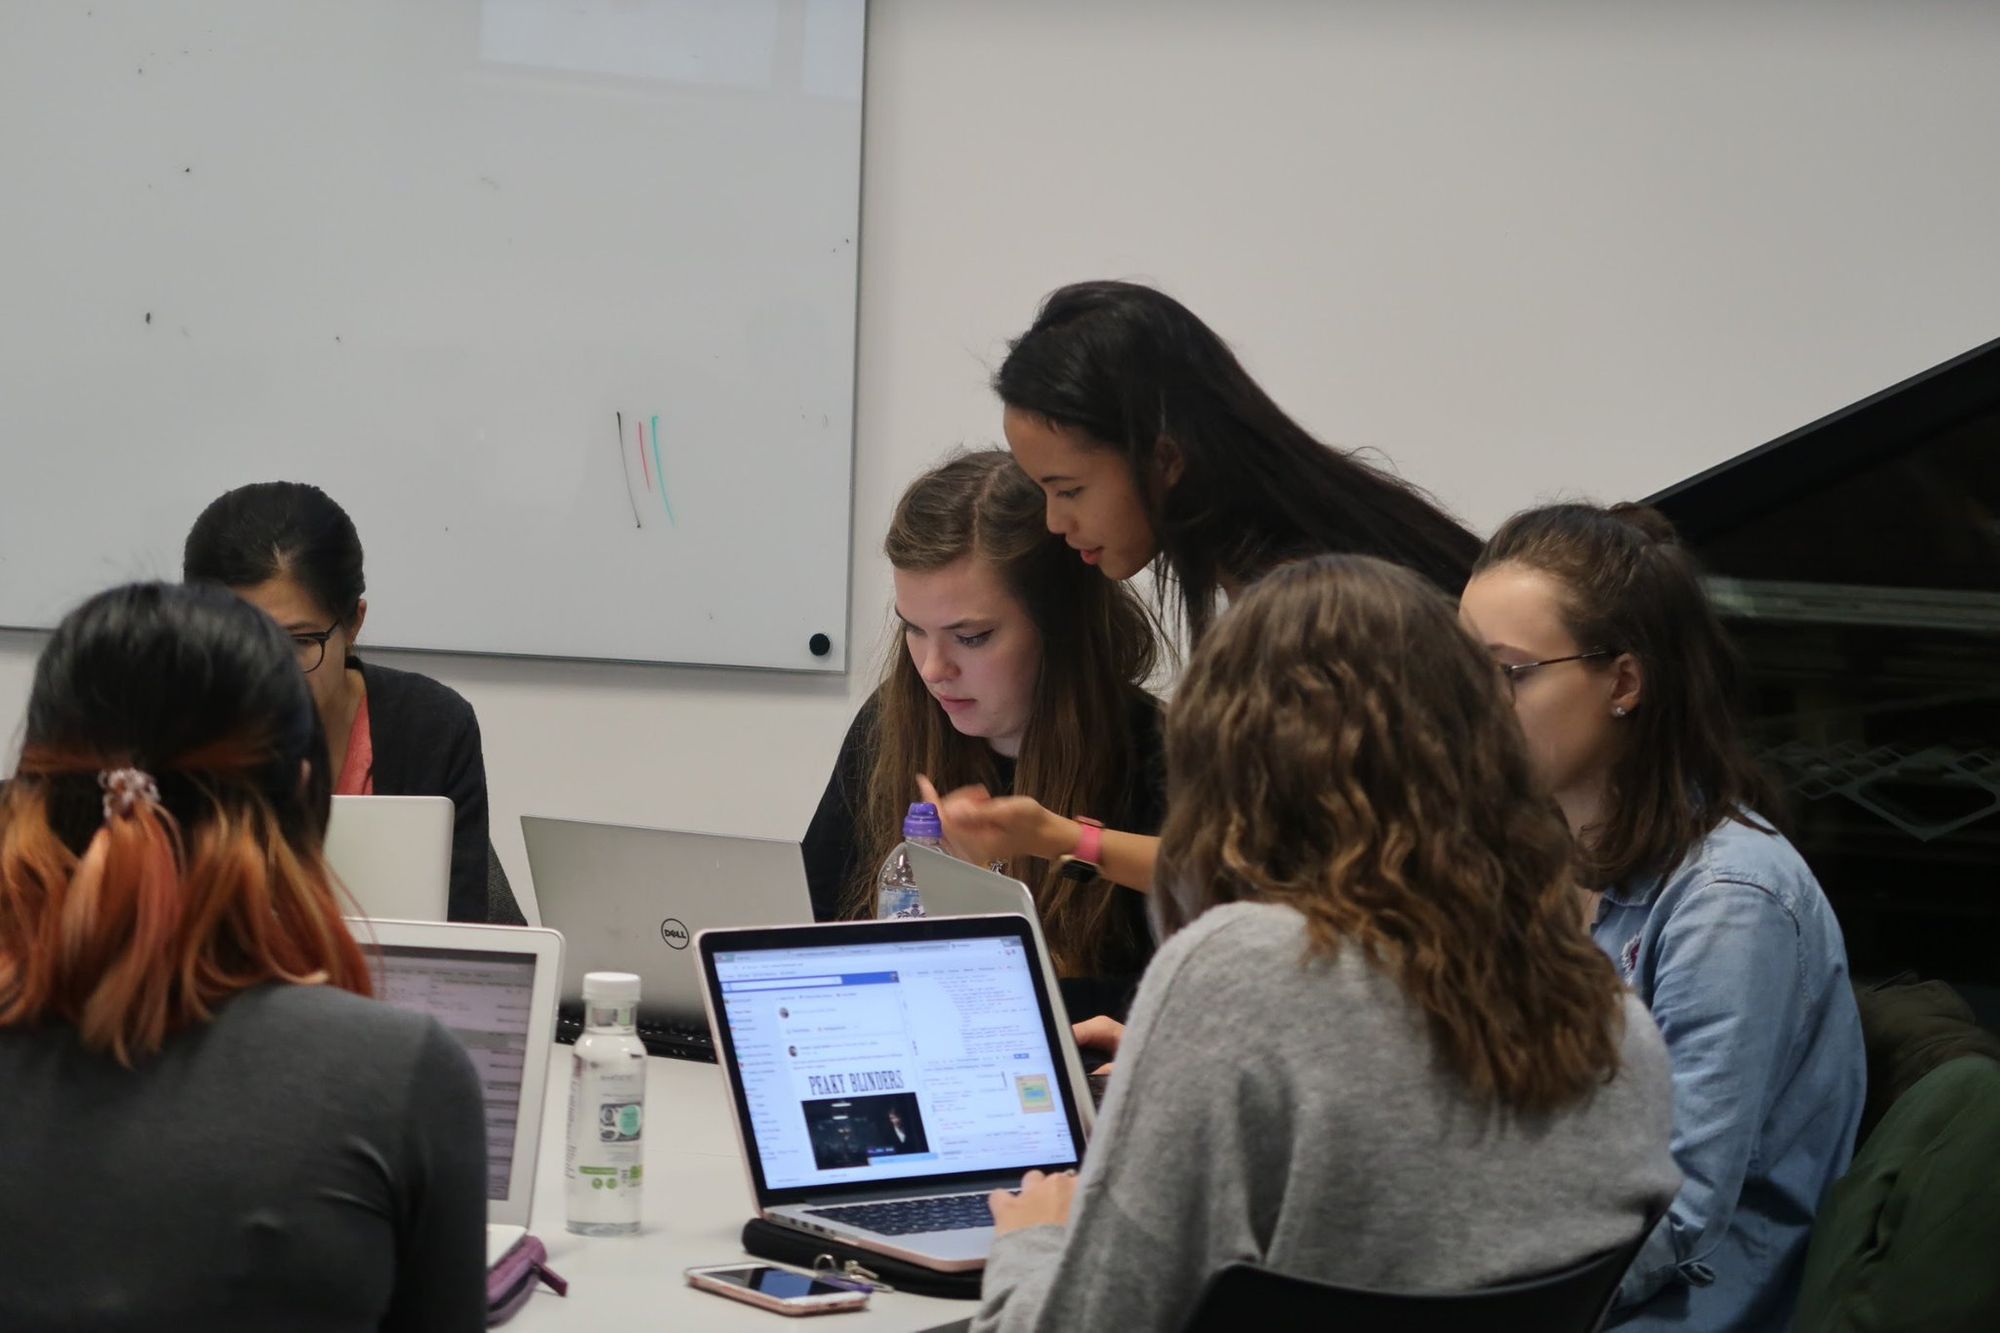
left=511, top=1046, right=973, bottom=1331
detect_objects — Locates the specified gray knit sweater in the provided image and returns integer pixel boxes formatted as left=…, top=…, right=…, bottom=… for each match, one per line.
left=975, top=902, right=1680, bottom=1332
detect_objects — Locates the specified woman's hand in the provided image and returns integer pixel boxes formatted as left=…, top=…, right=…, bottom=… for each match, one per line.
left=917, top=774, right=1077, bottom=867
left=1072, top=1015, right=1125, bottom=1077
left=990, top=1169, right=1078, bottom=1236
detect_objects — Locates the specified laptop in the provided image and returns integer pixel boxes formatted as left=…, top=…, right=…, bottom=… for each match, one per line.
left=348, top=917, right=564, bottom=1267
left=899, top=844, right=1102, bottom=1127
left=698, top=915, right=1089, bottom=1271
left=522, top=816, right=812, bottom=1061
left=325, top=795, right=454, bottom=921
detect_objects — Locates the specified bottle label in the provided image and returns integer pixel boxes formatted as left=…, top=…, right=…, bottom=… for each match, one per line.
left=567, top=1047, right=646, bottom=1224
left=599, top=1098, right=644, bottom=1141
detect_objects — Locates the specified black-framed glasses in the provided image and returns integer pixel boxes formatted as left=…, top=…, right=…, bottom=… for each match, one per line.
left=290, top=620, right=341, bottom=674
left=1497, top=649, right=1617, bottom=692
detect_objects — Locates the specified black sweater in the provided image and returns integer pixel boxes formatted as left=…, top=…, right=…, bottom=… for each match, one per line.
left=802, top=688, right=1166, bottom=1021
left=352, top=659, right=489, bottom=924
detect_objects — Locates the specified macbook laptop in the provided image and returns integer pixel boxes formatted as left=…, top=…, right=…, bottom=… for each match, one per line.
left=325, top=795, right=454, bottom=921
left=522, top=816, right=812, bottom=1061
left=698, top=915, right=1088, bottom=1271
left=900, top=844, right=1102, bottom=1126
left=348, top=917, right=563, bottom=1267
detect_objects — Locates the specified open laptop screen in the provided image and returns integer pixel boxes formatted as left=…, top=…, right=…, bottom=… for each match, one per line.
left=368, top=944, right=537, bottom=1199
left=710, top=926, right=1081, bottom=1195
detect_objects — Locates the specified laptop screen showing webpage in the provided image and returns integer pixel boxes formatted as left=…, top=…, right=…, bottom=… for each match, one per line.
left=368, top=944, right=536, bottom=1200
left=714, top=932, right=1081, bottom=1194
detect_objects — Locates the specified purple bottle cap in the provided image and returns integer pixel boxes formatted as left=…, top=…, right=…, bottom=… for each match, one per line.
left=903, top=802, right=943, bottom=840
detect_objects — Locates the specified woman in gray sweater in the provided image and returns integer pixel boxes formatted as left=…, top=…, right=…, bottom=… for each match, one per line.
left=974, top=555, right=1680, bottom=1332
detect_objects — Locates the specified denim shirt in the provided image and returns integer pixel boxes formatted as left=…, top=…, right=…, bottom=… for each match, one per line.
left=1595, top=814, right=1864, bottom=1333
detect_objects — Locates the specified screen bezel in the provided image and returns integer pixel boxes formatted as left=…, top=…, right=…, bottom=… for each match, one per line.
left=346, top=917, right=564, bottom=1227
left=698, top=915, right=1087, bottom=1207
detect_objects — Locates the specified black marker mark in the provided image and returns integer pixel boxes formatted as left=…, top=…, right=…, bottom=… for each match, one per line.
left=615, top=413, right=640, bottom=528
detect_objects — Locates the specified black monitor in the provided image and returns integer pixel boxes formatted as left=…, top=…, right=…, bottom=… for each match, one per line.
left=1649, top=337, right=2000, bottom=1002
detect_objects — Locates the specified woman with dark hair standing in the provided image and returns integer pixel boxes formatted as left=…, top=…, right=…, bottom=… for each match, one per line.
left=184, top=481, right=500, bottom=923
left=1460, top=503, right=1865, bottom=1332
left=803, top=450, right=1164, bottom=1020
left=0, top=582, right=486, bottom=1331
left=933, top=280, right=1482, bottom=885
left=973, top=556, right=1677, bottom=1332
left=996, top=279, right=1480, bottom=644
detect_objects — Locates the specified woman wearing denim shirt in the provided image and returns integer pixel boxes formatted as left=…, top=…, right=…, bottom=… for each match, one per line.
left=1461, top=503, right=1865, bottom=1332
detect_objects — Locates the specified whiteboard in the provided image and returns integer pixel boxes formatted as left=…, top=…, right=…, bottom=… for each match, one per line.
left=0, top=0, right=862, bottom=671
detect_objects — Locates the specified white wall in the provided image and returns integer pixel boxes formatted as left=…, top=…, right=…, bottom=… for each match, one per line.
left=5, top=0, right=1997, bottom=919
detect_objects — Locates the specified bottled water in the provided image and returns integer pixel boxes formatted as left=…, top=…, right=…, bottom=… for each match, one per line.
left=875, top=801, right=943, bottom=918
left=565, top=971, right=646, bottom=1235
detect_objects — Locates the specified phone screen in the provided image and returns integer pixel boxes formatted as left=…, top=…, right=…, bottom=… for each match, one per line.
left=703, top=1266, right=854, bottom=1299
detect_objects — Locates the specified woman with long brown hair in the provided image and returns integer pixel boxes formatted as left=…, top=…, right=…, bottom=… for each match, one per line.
left=1461, top=504, right=1864, bottom=1333
left=0, top=581, right=486, bottom=1332
left=975, top=556, right=1677, bottom=1332
left=802, top=449, right=1164, bottom=1019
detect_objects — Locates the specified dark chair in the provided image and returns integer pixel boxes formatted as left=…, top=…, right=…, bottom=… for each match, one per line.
left=485, top=841, right=527, bottom=926
left=1180, top=1208, right=1662, bottom=1333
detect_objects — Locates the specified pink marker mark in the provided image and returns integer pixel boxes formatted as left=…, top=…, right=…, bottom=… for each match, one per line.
left=638, top=419, right=651, bottom=488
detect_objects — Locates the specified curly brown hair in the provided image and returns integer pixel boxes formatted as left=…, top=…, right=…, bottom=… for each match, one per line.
left=1155, top=555, right=1626, bottom=1114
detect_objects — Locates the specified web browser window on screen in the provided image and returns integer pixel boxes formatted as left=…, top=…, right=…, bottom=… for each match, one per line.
left=715, top=935, right=1077, bottom=1192
left=370, top=945, right=536, bottom=1199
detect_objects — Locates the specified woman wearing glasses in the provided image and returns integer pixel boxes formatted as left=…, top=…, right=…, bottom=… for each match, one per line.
left=184, top=482, right=494, bottom=923
left=1458, top=502, right=1864, bottom=1333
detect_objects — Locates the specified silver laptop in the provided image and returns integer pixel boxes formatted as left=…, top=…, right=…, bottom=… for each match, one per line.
left=522, top=816, right=812, bottom=1036
left=699, top=915, right=1088, bottom=1271
left=325, top=795, right=453, bottom=921
left=901, top=844, right=1099, bottom=1131
left=348, top=917, right=564, bottom=1267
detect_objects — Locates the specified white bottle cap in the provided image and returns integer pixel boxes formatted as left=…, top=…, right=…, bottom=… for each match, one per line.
left=582, top=971, right=641, bottom=1004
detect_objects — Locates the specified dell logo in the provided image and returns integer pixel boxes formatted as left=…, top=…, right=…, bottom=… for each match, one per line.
left=659, top=918, right=690, bottom=949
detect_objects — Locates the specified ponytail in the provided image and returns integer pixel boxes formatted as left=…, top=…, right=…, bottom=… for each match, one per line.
left=0, top=748, right=370, bottom=1067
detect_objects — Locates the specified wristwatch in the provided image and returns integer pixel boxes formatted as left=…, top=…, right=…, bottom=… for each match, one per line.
left=1058, top=817, right=1105, bottom=883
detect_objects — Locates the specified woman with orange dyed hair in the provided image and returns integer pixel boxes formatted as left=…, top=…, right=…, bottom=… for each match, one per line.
left=0, top=582, right=486, bottom=1332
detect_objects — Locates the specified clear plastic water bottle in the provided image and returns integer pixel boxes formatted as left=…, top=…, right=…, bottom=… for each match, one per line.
left=565, top=971, right=646, bottom=1236
left=875, top=801, right=943, bottom=918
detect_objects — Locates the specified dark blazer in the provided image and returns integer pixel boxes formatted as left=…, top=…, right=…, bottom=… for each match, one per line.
left=352, top=658, right=489, bottom=923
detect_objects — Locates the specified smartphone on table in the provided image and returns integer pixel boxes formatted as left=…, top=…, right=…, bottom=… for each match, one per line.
left=685, top=1262, right=872, bottom=1316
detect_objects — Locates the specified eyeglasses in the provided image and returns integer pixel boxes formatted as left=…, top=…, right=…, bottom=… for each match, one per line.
left=1496, top=649, right=1617, bottom=693
left=290, top=619, right=342, bottom=673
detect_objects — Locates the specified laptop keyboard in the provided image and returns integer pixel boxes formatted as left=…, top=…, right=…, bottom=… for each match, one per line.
left=555, top=1012, right=715, bottom=1063
left=806, top=1192, right=995, bottom=1236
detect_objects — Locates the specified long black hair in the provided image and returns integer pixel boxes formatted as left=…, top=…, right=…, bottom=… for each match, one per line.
left=183, top=482, right=366, bottom=624
left=995, top=280, right=1479, bottom=642
left=0, top=581, right=358, bottom=1064
left=15, top=580, right=330, bottom=860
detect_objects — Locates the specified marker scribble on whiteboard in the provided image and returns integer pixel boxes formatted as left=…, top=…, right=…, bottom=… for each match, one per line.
left=614, top=413, right=640, bottom=528
left=650, top=413, right=676, bottom=526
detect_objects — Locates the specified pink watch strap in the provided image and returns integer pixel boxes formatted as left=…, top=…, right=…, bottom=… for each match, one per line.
left=1072, top=816, right=1104, bottom=865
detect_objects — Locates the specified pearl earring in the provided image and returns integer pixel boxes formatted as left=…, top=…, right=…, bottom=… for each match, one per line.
left=1613, top=706, right=1629, bottom=718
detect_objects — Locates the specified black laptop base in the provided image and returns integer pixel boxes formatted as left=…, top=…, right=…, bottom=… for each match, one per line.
left=554, top=1008, right=715, bottom=1063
